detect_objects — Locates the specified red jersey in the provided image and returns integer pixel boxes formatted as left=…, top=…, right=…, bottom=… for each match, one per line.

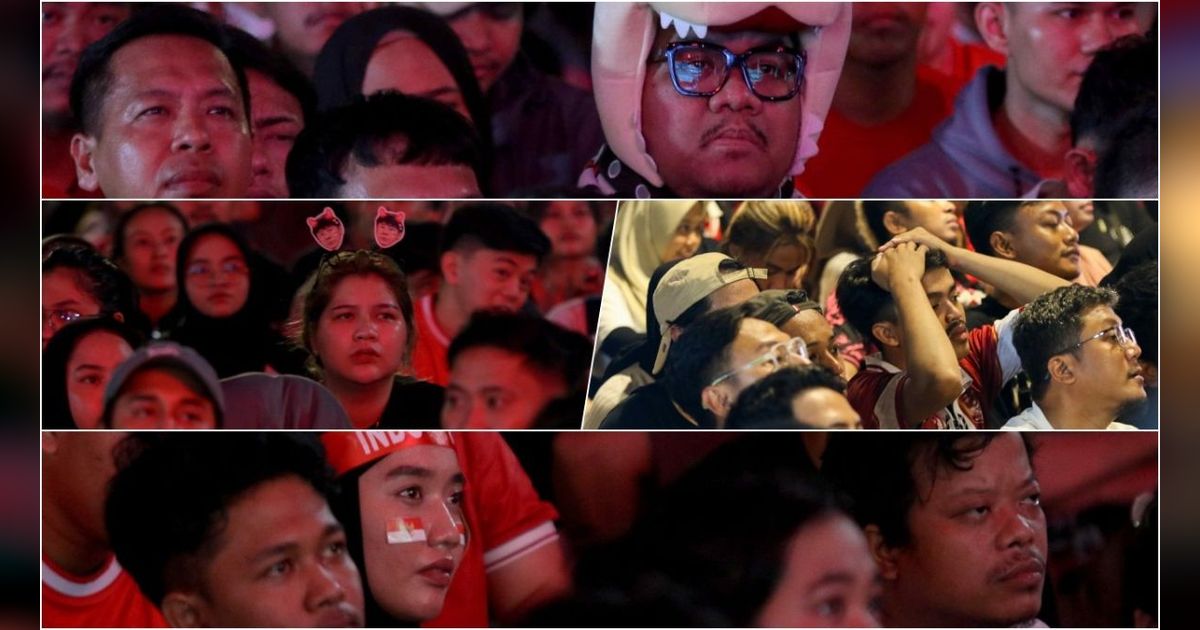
left=411, top=293, right=451, bottom=386
left=796, top=69, right=958, bottom=198
left=42, top=555, right=166, bottom=628
left=425, top=433, right=560, bottom=627
left=847, top=309, right=1021, bottom=429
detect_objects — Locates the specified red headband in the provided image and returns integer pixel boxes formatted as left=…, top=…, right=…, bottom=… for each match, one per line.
left=322, top=431, right=456, bottom=475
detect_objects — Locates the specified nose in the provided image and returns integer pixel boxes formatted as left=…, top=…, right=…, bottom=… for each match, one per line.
left=54, top=18, right=85, bottom=57
left=997, top=505, right=1038, bottom=549
left=171, top=108, right=213, bottom=153
left=822, top=350, right=844, bottom=377
left=707, top=65, right=764, bottom=114
left=453, top=11, right=489, bottom=53
left=251, top=138, right=271, bottom=177
left=844, top=604, right=882, bottom=628
left=42, top=318, right=57, bottom=348
left=1062, top=222, right=1079, bottom=245
left=1126, top=339, right=1142, bottom=361
left=427, top=503, right=465, bottom=551
left=305, top=563, right=348, bottom=612
left=1080, top=12, right=1120, bottom=54
left=353, top=319, right=378, bottom=340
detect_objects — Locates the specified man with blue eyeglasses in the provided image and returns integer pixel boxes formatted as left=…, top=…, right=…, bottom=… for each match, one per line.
left=1007, top=284, right=1144, bottom=429
left=582, top=3, right=850, bottom=198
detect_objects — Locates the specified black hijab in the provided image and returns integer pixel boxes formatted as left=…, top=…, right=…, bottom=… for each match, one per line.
left=312, top=6, right=493, bottom=156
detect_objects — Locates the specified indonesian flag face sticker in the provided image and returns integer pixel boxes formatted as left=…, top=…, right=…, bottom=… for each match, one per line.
left=386, top=517, right=428, bottom=544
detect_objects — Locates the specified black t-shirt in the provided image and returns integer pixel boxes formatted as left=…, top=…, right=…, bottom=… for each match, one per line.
left=378, top=377, right=444, bottom=429
left=599, top=382, right=702, bottom=429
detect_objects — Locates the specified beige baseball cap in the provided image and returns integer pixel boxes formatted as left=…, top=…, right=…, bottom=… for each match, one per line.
left=651, top=252, right=765, bottom=374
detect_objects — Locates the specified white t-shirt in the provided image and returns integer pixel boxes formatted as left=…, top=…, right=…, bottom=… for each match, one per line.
left=1003, top=401, right=1138, bottom=430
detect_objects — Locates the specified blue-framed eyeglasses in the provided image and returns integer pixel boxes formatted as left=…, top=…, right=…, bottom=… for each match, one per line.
left=710, top=337, right=809, bottom=387
left=652, top=41, right=806, bottom=101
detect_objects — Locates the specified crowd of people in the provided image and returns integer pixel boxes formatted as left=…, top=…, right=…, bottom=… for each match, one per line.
left=43, top=430, right=1158, bottom=627
left=590, top=199, right=1158, bottom=430
left=43, top=199, right=611, bottom=429
left=42, top=2, right=1157, bottom=199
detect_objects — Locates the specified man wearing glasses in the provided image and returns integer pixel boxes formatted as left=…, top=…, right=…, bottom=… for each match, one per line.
left=836, top=228, right=1068, bottom=429
left=582, top=3, right=850, bottom=198
left=1007, top=285, right=1144, bottom=429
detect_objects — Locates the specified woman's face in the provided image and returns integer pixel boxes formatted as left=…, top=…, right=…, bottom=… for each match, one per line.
left=738, top=241, right=809, bottom=291
left=66, top=330, right=134, bottom=428
left=357, top=446, right=466, bottom=621
left=539, top=201, right=597, bottom=259
left=660, top=204, right=706, bottom=262
left=756, top=514, right=882, bottom=628
left=312, top=274, right=407, bottom=386
left=120, top=208, right=185, bottom=292
left=42, top=268, right=102, bottom=348
left=184, top=234, right=250, bottom=318
left=362, top=31, right=472, bottom=122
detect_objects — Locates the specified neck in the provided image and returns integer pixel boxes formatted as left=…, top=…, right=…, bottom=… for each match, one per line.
left=42, top=503, right=110, bottom=577
left=883, top=592, right=1012, bottom=629
left=323, top=375, right=395, bottom=429
left=880, top=345, right=908, bottom=371
left=994, top=77, right=1071, bottom=179
left=432, top=289, right=469, bottom=340
left=834, top=54, right=919, bottom=125
left=139, top=289, right=177, bottom=325
left=1037, top=390, right=1120, bottom=429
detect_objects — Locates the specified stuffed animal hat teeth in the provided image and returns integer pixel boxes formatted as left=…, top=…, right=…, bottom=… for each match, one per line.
left=591, top=2, right=851, bottom=187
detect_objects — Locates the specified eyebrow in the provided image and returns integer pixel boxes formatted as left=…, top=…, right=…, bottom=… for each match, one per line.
left=70, top=364, right=105, bottom=374
left=255, top=115, right=301, bottom=129
left=49, top=299, right=82, bottom=308
left=809, top=572, right=859, bottom=589
left=384, top=465, right=433, bottom=480
left=250, top=523, right=345, bottom=562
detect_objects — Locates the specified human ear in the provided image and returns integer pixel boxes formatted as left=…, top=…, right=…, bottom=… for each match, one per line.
left=1065, top=148, right=1097, bottom=198
left=70, top=133, right=101, bottom=192
left=864, top=524, right=900, bottom=581
left=871, top=321, right=902, bottom=349
left=161, top=593, right=205, bottom=628
left=989, top=231, right=1017, bottom=260
left=975, top=3, right=1010, bottom=55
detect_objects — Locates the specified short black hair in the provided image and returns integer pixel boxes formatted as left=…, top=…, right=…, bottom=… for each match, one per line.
left=286, top=91, right=484, bottom=197
left=1111, top=262, right=1157, bottom=366
left=860, top=200, right=909, bottom=247
left=1012, top=284, right=1120, bottom=399
left=105, top=433, right=337, bottom=606
left=438, top=202, right=550, bottom=259
left=1070, top=34, right=1155, bottom=148
left=110, top=203, right=189, bottom=264
left=725, top=365, right=846, bottom=429
left=42, top=244, right=138, bottom=319
left=70, top=4, right=249, bottom=135
left=822, top=433, right=1033, bottom=547
left=222, top=24, right=316, bottom=125
left=962, top=200, right=1037, bottom=257
left=835, top=248, right=949, bottom=346
left=663, top=305, right=754, bottom=426
left=1094, top=104, right=1157, bottom=199
left=448, top=309, right=593, bottom=394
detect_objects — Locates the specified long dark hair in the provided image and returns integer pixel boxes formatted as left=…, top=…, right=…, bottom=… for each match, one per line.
left=42, top=315, right=144, bottom=428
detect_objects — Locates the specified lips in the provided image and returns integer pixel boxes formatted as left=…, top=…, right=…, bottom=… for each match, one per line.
left=946, top=321, right=968, bottom=340
left=350, top=347, right=381, bottom=363
left=313, top=606, right=363, bottom=628
left=162, top=168, right=221, bottom=196
left=417, top=558, right=455, bottom=588
left=1062, top=246, right=1080, bottom=260
left=702, top=124, right=767, bottom=152
left=995, top=555, right=1045, bottom=588
left=305, top=10, right=351, bottom=29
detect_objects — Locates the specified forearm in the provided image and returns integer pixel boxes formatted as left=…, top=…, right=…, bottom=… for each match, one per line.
left=893, top=276, right=961, bottom=399
left=948, top=247, right=1070, bottom=304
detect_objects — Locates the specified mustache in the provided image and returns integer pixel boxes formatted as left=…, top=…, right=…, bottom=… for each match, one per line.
left=699, top=120, right=768, bottom=148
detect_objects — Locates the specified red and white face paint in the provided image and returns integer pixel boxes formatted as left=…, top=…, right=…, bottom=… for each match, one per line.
left=323, top=431, right=467, bottom=622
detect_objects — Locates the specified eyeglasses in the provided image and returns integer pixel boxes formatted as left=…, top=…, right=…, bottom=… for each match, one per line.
left=1059, top=326, right=1138, bottom=355
left=43, top=308, right=82, bottom=330
left=186, top=260, right=248, bottom=279
left=652, top=41, right=806, bottom=101
left=710, top=336, right=809, bottom=387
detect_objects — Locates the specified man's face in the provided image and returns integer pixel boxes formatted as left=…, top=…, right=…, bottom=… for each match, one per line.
left=42, top=3, right=130, bottom=120
left=443, top=347, right=565, bottom=429
left=909, top=267, right=969, bottom=360
left=67, top=331, right=135, bottom=429
left=188, top=475, right=365, bottom=628
left=444, top=248, right=538, bottom=314
left=846, top=2, right=926, bottom=67
left=757, top=515, right=880, bottom=627
left=72, top=35, right=252, bottom=198
left=266, top=2, right=366, bottom=60
left=895, top=200, right=961, bottom=244
left=790, top=387, right=862, bottom=429
left=1062, top=305, right=1146, bottom=410
left=247, top=70, right=304, bottom=198
left=640, top=29, right=803, bottom=197
left=42, top=268, right=102, bottom=349
left=339, top=160, right=481, bottom=199
left=741, top=242, right=808, bottom=291
left=447, top=4, right=524, bottom=92
left=889, top=434, right=1047, bottom=627
left=363, top=33, right=472, bottom=122
left=357, top=447, right=466, bottom=621
left=989, top=3, right=1153, bottom=112
left=109, top=367, right=217, bottom=429
left=782, top=309, right=845, bottom=378
left=710, top=318, right=799, bottom=419
left=1005, top=202, right=1081, bottom=280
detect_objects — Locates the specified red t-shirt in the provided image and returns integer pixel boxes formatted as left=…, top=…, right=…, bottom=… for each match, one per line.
left=411, top=293, right=452, bottom=387
left=425, top=433, right=560, bottom=627
left=42, top=555, right=167, bottom=628
left=847, top=309, right=1021, bottom=429
left=796, top=68, right=959, bottom=198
